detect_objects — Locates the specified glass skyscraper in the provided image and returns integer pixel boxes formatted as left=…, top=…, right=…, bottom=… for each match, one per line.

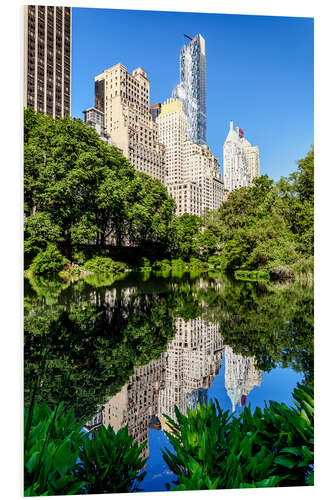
left=172, top=33, right=207, bottom=145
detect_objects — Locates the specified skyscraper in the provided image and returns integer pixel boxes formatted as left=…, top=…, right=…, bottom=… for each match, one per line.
left=157, top=98, right=224, bottom=216
left=223, top=120, right=260, bottom=192
left=172, top=34, right=207, bottom=145
left=94, top=63, right=165, bottom=183
left=24, top=5, right=71, bottom=119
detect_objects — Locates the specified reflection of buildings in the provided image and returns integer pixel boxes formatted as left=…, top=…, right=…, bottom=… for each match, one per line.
left=158, top=318, right=224, bottom=423
left=85, top=357, right=166, bottom=460
left=224, top=346, right=262, bottom=412
left=84, top=314, right=223, bottom=455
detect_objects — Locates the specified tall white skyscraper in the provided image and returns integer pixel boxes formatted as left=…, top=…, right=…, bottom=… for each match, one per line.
left=157, top=98, right=224, bottom=216
left=223, top=120, right=260, bottom=193
left=172, top=34, right=207, bottom=145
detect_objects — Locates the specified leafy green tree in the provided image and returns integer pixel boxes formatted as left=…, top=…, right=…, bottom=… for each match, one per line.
left=24, top=109, right=176, bottom=266
left=173, top=214, right=202, bottom=260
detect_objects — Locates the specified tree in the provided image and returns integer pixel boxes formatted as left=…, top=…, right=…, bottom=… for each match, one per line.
left=172, top=214, right=203, bottom=261
left=24, top=109, right=176, bottom=265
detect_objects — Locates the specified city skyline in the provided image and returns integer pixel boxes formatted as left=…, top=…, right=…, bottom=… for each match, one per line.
left=71, top=8, right=313, bottom=181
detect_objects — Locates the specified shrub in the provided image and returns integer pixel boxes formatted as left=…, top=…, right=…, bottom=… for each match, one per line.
left=76, top=425, right=147, bottom=494
left=137, top=256, right=151, bottom=269
left=162, top=383, right=313, bottom=490
left=24, top=402, right=86, bottom=496
left=84, top=256, right=126, bottom=274
left=171, top=258, right=187, bottom=269
left=25, top=402, right=148, bottom=496
left=29, top=244, right=69, bottom=276
left=152, top=259, right=171, bottom=271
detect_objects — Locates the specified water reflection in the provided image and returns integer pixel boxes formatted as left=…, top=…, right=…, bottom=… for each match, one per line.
left=84, top=314, right=263, bottom=454
left=24, top=271, right=313, bottom=475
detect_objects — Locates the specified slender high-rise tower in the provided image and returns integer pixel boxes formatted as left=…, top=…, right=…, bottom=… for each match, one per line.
left=24, top=5, right=72, bottom=118
left=173, top=34, right=206, bottom=145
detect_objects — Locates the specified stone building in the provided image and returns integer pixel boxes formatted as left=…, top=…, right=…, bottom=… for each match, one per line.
left=94, top=64, right=165, bottom=183
left=157, top=98, right=224, bottom=216
left=82, top=107, right=116, bottom=146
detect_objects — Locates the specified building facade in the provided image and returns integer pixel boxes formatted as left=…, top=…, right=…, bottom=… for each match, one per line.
left=223, top=120, right=260, bottom=192
left=157, top=98, right=223, bottom=216
left=24, top=5, right=71, bottom=119
left=172, top=34, right=207, bottom=145
left=82, top=107, right=115, bottom=146
left=149, top=102, right=162, bottom=122
left=94, top=63, right=165, bottom=183
left=241, top=138, right=260, bottom=182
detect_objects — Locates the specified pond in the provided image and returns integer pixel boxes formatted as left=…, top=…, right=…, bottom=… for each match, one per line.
left=24, top=270, right=313, bottom=493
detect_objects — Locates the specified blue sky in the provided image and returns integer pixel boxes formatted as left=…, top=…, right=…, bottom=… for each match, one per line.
left=71, top=8, right=313, bottom=181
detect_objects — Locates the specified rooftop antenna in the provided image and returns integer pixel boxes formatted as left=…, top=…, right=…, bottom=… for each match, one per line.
left=184, top=34, right=193, bottom=41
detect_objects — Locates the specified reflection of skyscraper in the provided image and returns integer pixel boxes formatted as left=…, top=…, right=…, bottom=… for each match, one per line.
left=173, top=34, right=207, bottom=145
left=158, top=317, right=223, bottom=423
left=85, top=357, right=166, bottom=460
left=224, top=346, right=262, bottom=412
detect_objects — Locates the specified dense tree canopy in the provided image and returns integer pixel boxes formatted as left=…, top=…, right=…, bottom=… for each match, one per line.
left=201, top=149, right=314, bottom=274
left=24, top=109, right=176, bottom=264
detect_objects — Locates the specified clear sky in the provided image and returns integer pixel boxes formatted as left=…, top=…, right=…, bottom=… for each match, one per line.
left=71, top=8, right=313, bottom=181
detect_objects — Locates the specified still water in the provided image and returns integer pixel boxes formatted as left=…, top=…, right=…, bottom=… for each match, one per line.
left=24, top=271, right=313, bottom=492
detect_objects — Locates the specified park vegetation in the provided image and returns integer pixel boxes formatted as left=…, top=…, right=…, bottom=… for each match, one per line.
left=24, top=110, right=313, bottom=280
left=162, top=384, right=313, bottom=490
left=24, top=383, right=313, bottom=495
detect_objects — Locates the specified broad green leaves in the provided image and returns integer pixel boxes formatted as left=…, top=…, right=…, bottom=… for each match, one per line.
left=162, top=384, right=314, bottom=490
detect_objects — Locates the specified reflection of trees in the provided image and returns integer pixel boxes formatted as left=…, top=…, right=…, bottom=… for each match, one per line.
left=24, top=285, right=176, bottom=422
left=24, top=272, right=314, bottom=426
left=197, top=278, right=314, bottom=386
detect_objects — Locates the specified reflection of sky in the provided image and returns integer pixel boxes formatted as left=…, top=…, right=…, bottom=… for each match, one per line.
left=140, top=356, right=303, bottom=492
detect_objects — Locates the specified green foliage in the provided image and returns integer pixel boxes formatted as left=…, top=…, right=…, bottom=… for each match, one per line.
left=162, top=384, right=313, bottom=490
left=201, top=150, right=313, bottom=275
left=24, top=402, right=86, bottom=496
left=24, top=401, right=147, bottom=496
left=24, top=109, right=175, bottom=263
left=137, top=256, right=151, bottom=269
left=29, top=244, right=69, bottom=276
left=152, top=259, right=171, bottom=271
left=76, top=426, right=147, bottom=494
left=24, top=280, right=176, bottom=422
left=84, top=256, right=126, bottom=274
left=172, top=214, right=202, bottom=260
left=235, top=270, right=270, bottom=282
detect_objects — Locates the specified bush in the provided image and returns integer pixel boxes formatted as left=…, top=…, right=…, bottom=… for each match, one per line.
left=24, top=402, right=147, bottom=496
left=24, top=402, right=86, bottom=496
left=189, top=257, right=208, bottom=269
left=76, top=425, right=147, bottom=494
left=29, top=244, right=69, bottom=276
left=162, top=383, right=313, bottom=490
left=137, top=256, right=151, bottom=269
left=152, top=259, right=171, bottom=271
left=171, top=258, right=187, bottom=269
left=84, top=256, right=126, bottom=274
